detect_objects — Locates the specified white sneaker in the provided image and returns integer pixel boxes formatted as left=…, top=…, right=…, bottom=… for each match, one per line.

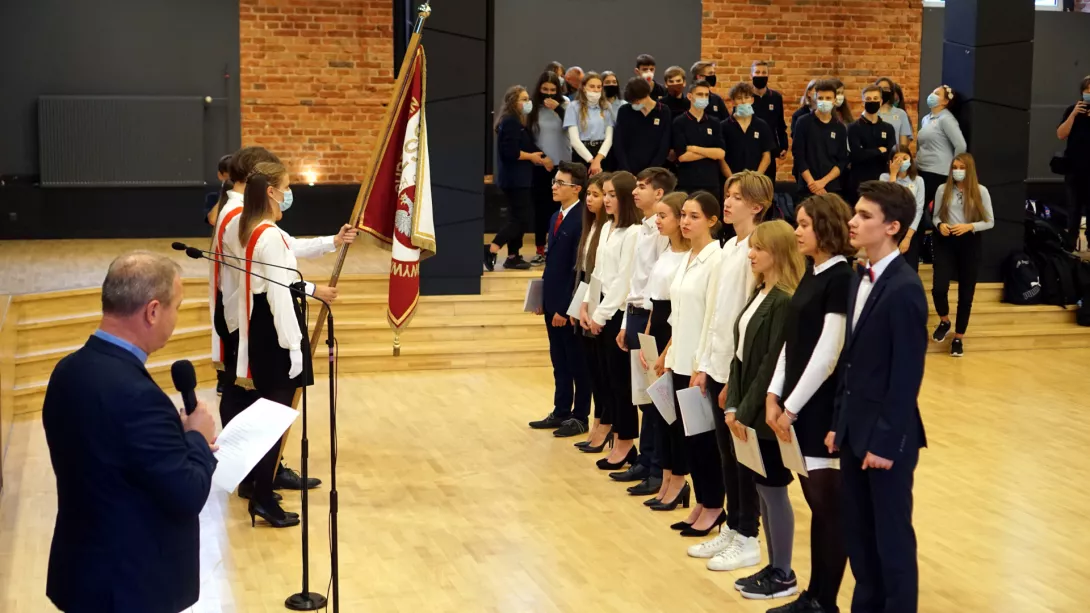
left=687, top=526, right=737, bottom=559
left=707, top=535, right=761, bottom=571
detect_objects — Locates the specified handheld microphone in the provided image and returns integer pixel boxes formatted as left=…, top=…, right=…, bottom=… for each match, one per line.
left=171, top=359, right=199, bottom=415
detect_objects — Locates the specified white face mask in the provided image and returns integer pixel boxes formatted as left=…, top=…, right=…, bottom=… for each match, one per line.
left=641, top=71, right=654, bottom=81
left=585, top=91, right=602, bottom=105
left=952, top=169, right=967, bottom=182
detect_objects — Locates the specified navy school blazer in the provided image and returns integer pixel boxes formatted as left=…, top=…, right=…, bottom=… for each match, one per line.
left=541, top=202, right=584, bottom=316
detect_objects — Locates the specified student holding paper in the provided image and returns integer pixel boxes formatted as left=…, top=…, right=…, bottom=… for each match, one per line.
left=687, top=171, right=768, bottom=571
left=764, top=194, right=856, bottom=613
left=657, top=191, right=724, bottom=536
left=724, top=220, right=804, bottom=600
left=573, top=173, right=612, bottom=452
left=580, top=171, right=641, bottom=468
left=639, top=192, right=689, bottom=509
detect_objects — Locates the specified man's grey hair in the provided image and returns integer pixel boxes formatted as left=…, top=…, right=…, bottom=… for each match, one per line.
left=101, top=252, right=182, bottom=316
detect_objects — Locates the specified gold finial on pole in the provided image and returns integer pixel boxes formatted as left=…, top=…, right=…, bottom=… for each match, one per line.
left=415, top=4, right=432, bottom=32
left=393, top=330, right=402, bottom=357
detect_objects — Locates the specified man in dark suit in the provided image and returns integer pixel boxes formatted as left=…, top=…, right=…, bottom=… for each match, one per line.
left=528, top=161, right=591, bottom=437
left=829, top=181, right=928, bottom=613
left=42, top=252, right=218, bottom=613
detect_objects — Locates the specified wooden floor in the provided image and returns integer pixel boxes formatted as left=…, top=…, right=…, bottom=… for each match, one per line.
left=2, top=351, right=1088, bottom=612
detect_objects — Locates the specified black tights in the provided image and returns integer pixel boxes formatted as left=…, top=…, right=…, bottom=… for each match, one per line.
left=799, top=469, right=848, bottom=613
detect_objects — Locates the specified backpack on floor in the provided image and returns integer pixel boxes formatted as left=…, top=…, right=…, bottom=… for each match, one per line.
left=1031, top=249, right=1079, bottom=307
left=1026, top=217, right=1068, bottom=254
left=1002, top=252, right=1042, bottom=305
left=769, top=192, right=796, bottom=226
left=1073, top=258, right=1090, bottom=326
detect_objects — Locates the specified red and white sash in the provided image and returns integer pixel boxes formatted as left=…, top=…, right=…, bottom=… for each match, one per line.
left=209, top=205, right=243, bottom=369
left=235, top=223, right=289, bottom=387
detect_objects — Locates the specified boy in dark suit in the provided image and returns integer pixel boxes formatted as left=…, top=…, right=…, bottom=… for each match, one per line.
left=529, top=161, right=592, bottom=437
left=829, top=180, right=928, bottom=613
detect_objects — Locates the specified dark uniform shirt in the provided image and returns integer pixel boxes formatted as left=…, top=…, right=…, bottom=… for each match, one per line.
left=848, top=114, right=897, bottom=185
left=753, top=88, right=789, bottom=155
left=672, top=111, right=726, bottom=189
left=614, top=101, right=673, bottom=174
left=722, top=116, right=775, bottom=174
left=705, top=92, right=729, bottom=122
left=791, top=113, right=848, bottom=192
left=1060, top=103, right=1090, bottom=163
left=661, top=93, right=690, bottom=117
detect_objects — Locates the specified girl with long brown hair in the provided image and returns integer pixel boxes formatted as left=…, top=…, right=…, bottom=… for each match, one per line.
left=931, top=152, right=994, bottom=357
left=564, top=72, right=615, bottom=177
left=574, top=172, right=613, bottom=451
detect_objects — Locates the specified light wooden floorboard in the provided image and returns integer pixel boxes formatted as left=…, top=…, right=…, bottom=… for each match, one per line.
left=1, top=349, right=1088, bottom=612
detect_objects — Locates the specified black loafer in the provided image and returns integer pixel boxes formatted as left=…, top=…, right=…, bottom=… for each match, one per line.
left=274, top=465, right=321, bottom=491
left=529, top=411, right=567, bottom=430
left=609, top=463, right=649, bottom=482
left=552, top=418, right=588, bottom=438
left=627, top=477, right=662, bottom=496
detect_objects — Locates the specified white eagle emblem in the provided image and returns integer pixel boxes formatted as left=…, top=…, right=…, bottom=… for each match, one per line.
left=395, top=192, right=414, bottom=238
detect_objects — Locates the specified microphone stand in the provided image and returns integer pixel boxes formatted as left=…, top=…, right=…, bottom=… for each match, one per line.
left=183, top=248, right=333, bottom=611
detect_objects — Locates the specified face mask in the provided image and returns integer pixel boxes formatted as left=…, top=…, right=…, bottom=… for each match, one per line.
left=521, top=100, right=533, bottom=115
left=704, top=74, right=718, bottom=87
left=899, top=160, right=911, bottom=173
left=835, top=94, right=845, bottom=107
left=734, top=103, right=754, bottom=118
left=752, top=76, right=768, bottom=90
left=864, top=101, right=882, bottom=115
left=816, top=100, right=834, bottom=114
left=692, top=97, right=710, bottom=111
left=552, top=93, right=566, bottom=103
left=951, top=169, right=967, bottom=182
left=667, top=84, right=684, bottom=96
left=893, top=99, right=901, bottom=108
left=1083, top=93, right=1090, bottom=103
left=604, top=85, right=620, bottom=99
left=276, top=188, right=294, bottom=212
left=641, top=70, right=654, bottom=82
left=585, top=91, right=601, bottom=105
left=630, top=102, right=644, bottom=112
left=926, top=93, right=941, bottom=109
left=880, top=89, right=894, bottom=104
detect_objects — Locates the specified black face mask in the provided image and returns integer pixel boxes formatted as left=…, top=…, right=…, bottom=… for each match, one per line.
left=752, top=76, right=768, bottom=90
left=880, top=89, right=894, bottom=104
left=551, top=93, right=566, bottom=103
left=864, top=101, right=882, bottom=115
left=704, top=74, right=718, bottom=87
left=604, top=85, right=620, bottom=99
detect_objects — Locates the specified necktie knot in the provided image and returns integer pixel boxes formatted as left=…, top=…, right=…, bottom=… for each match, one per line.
left=858, top=265, right=875, bottom=283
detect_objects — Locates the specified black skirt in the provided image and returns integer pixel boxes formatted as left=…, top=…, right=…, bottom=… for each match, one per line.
left=649, top=299, right=672, bottom=350
left=248, top=293, right=314, bottom=393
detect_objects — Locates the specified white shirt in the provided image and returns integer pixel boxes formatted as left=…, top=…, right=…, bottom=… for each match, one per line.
left=854, top=249, right=900, bottom=328
left=235, top=224, right=304, bottom=382
left=558, top=199, right=579, bottom=221
left=621, top=214, right=669, bottom=329
left=697, top=235, right=756, bottom=383
left=735, top=290, right=768, bottom=361
left=647, top=249, right=688, bottom=301
left=664, top=240, right=723, bottom=376
left=583, top=221, right=640, bottom=326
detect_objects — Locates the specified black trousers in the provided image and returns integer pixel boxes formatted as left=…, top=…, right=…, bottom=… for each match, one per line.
left=841, top=440, right=919, bottom=613
left=707, top=376, right=760, bottom=537
left=674, top=372, right=724, bottom=508
left=931, top=231, right=982, bottom=335
left=624, top=308, right=659, bottom=476
left=765, top=156, right=778, bottom=185
left=546, top=313, right=591, bottom=421
left=532, top=166, right=559, bottom=251
left=493, top=187, right=532, bottom=258
left=599, top=310, right=638, bottom=440
left=580, top=332, right=608, bottom=420
left=902, top=228, right=924, bottom=272
left=1065, top=171, right=1090, bottom=251
left=918, top=170, right=947, bottom=231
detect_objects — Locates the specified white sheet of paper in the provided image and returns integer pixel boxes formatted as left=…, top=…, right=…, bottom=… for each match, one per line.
left=647, top=372, right=676, bottom=424
left=566, top=281, right=589, bottom=318
left=732, top=427, right=767, bottom=478
left=677, top=386, right=716, bottom=437
left=630, top=351, right=652, bottom=405
left=212, top=398, right=299, bottom=493
left=636, top=333, right=659, bottom=386
left=523, top=278, right=544, bottom=313
left=777, top=425, right=809, bottom=477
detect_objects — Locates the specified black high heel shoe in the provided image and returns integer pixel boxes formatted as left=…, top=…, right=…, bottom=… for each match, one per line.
left=670, top=520, right=693, bottom=531
left=595, top=446, right=636, bottom=470
left=650, top=483, right=691, bottom=511
left=249, top=498, right=301, bottom=528
left=579, top=431, right=615, bottom=454
left=679, top=509, right=726, bottom=537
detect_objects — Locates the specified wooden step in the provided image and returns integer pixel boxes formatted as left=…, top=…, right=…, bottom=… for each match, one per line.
left=312, top=337, right=550, bottom=374
left=481, top=270, right=541, bottom=294
left=925, top=323, right=1090, bottom=353
left=926, top=283, right=1004, bottom=305
left=330, top=293, right=525, bottom=319
left=11, top=278, right=208, bottom=322
left=16, top=299, right=208, bottom=354
left=925, top=304, right=1075, bottom=327
left=316, top=314, right=546, bottom=344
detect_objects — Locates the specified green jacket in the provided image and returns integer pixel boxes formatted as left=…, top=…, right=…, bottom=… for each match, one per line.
left=725, top=285, right=792, bottom=440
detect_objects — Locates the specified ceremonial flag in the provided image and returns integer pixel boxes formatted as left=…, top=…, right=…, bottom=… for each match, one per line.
left=358, top=46, right=435, bottom=335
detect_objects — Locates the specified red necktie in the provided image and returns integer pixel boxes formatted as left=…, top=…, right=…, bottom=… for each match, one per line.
left=553, top=212, right=563, bottom=236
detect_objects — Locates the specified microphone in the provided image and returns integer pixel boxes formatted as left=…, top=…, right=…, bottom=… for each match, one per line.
left=171, top=359, right=199, bottom=415
left=183, top=247, right=330, bottom=309
left=173, top=241, right=305, bottom=279
left=171, top=241, right=187, bottom=251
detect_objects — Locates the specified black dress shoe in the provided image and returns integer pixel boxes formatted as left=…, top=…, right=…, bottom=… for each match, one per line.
left=483, top=245, right=497, bottom=272
left=609, top=463, right=650, bottom=482
left=249, top=497, right=301, bottom=528
left=529, top=411, right=567, bottom=429
left=651, top=482, right=691, bottom=511
left=274, top=465, right=321, bottom=491
left=578, top=431, right=614, bottom=454
left=679, top=509, right=727, bottom=536
left=627, top=476, right=662, bottom=496
left=237, top=482, right=282, bottom=502
left=552, top=418, right=589, bottom=438
left=503, top=255, right=532, bottom=270
left=596, top=447, right=636, bottom=470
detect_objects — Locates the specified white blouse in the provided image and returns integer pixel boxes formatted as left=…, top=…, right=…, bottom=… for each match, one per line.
left=647, top=249, right=687, bottom=301
left=735, top=290, right=769, bottom=362
left=664, top=240, right=723, bottom=377
left=697, top=235, right=757, bottom=383
left=235, top=224, right=303, bottom=382
left=583, top=220, right=640, bottom=326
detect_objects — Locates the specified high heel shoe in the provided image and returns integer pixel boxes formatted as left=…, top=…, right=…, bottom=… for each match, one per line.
left=579, top=431, right=615, bottom=454
left=670, top=520, right=693, bottom=531
left=650, top=483, right=691, bottom=511
left=679, top=509, right=726, bottom=537
left=595, top=446, right=636, bottom=470
left=248, top=498, right=301, bottom=528
left=574, top=440, right=590, bottom=448
left=644, top=496, right=663, bottom=507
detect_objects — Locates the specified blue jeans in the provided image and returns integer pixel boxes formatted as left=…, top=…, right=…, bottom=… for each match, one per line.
left=624, top=307, right=660, bottom=478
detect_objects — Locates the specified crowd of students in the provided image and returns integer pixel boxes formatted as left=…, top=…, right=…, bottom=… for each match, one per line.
left=492, top=54, right=1004, bottom=357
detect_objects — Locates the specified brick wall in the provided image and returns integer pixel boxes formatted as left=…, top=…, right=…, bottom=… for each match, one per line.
left=239, top=0, right=393, bottom=183
left=701, top=0, right=923, bottom=179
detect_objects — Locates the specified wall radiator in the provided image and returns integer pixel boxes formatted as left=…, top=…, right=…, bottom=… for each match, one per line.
left=38, top=95, right=205, bottom=187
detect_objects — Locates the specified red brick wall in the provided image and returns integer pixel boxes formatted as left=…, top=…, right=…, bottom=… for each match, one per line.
left=701, top=0, right=924, bottom=179
left=239, top=0, right=393, bottom=183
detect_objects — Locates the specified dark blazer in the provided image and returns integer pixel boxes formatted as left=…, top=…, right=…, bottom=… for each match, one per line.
left=726, top=285, right=792, bottom=440
left=42, top=335, right=217, bottom=613
left=542, top=202, right=584, bottom=316
left=833, top=256, right=928, bottom=459
left=496, top=114, right=539, bottom=190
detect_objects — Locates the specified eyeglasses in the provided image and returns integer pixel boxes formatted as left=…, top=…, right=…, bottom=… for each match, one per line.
left=552, top=179, right=577, bottom=188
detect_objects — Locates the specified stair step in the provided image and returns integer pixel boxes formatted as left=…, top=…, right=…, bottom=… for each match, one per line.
left=926, top=323, right=1090, bottom=353
left=312, top=337, right=550, bottom=373
left=317, top=314, right=546, bottom=343
left=16, top=300, right=208, bottom=354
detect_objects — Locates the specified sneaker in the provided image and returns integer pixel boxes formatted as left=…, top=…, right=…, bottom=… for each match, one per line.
left=950, top=337, right=964, bottom=357
left=552, top=418, right=588, bottom=437
left=503, top=255, right=532, bottom=270
left=528, top=411, right=567, bottom=430
left=687, top=526, right=737, bottom=559
left=739, top=567, right=798, bottom=600
left=931, top=320, right=951, bottom=342
left=483, top=245, right=497, bottom=272
left=735, top=564, right=773, bottom=591
left=767, top=591, right=825, bottom=613
left=530, top=254, right=547, bottom=266
left=709, top=534, right=761, bottom=571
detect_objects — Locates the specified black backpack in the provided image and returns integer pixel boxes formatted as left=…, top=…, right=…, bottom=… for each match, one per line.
left=1031, top=249, right=1079, bottom=307
left=1073, top=258, right=1090, bottom=326
left=1002, top=252, right=1042, bottom=305
left=770, top=192, right=796, bottom=226
left=1025, top=218, right=1068, bottom=254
